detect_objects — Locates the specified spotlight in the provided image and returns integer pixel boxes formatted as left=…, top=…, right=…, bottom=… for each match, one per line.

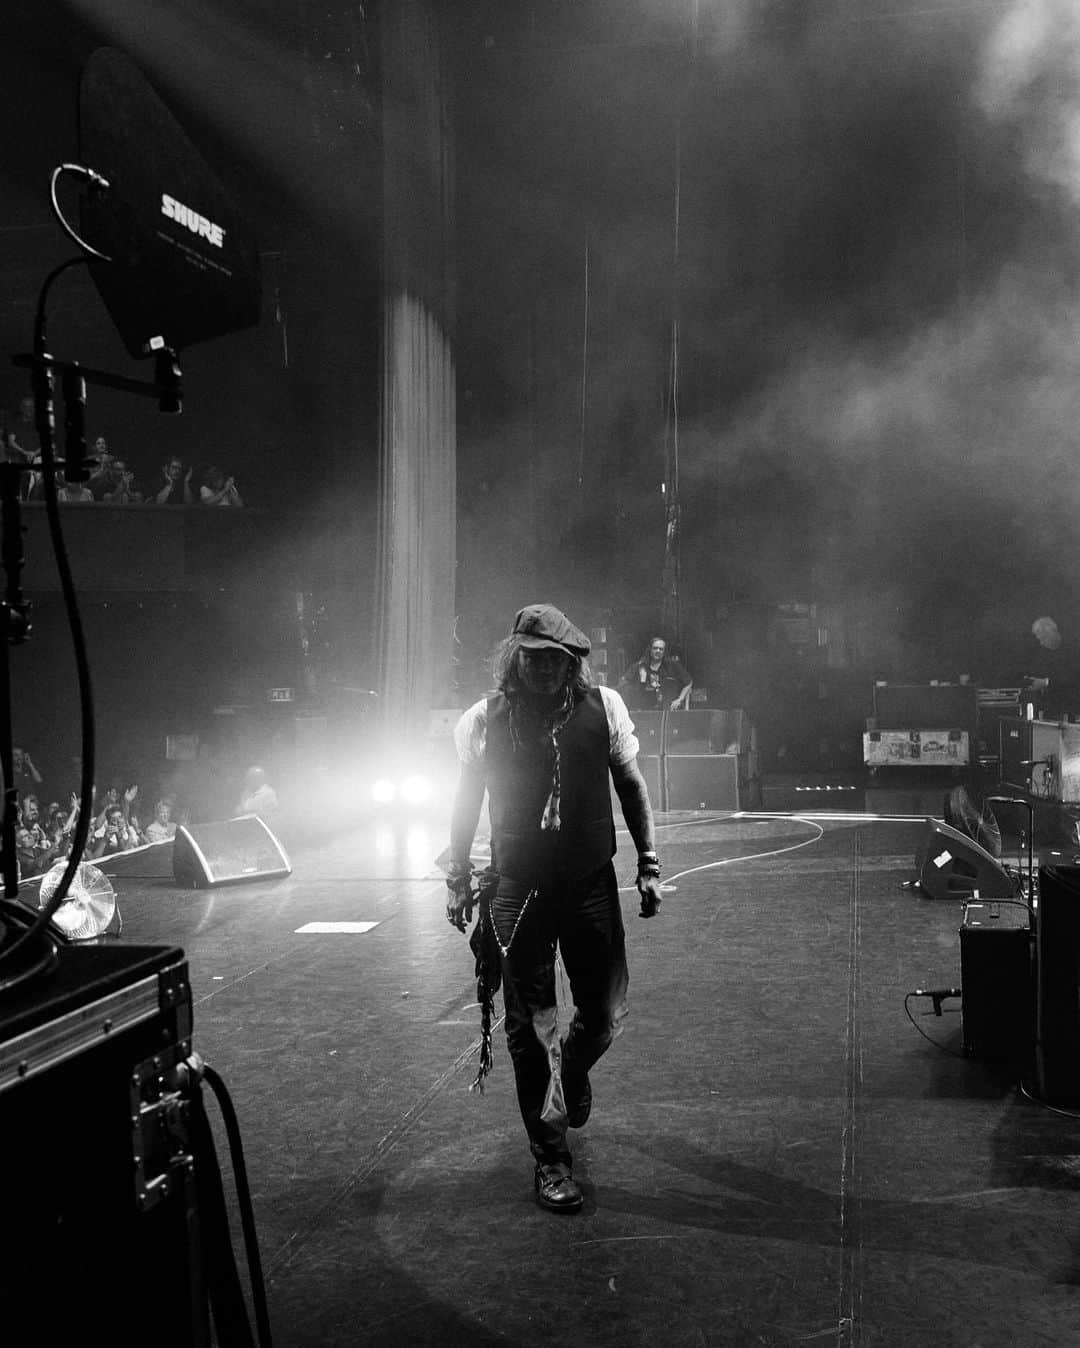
left=371, top=777, right=396, bottom=805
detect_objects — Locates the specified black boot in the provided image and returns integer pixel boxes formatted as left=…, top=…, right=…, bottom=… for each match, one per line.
left=563, top=1065, right=592, bottom=1128
left=534, top=1161, right=583, bottom=1213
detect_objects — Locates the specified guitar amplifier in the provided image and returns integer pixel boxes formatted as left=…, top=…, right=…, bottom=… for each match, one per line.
left=0, top=940, right=209, bottom=1346
left=959, top=899, right=1033, bottom=1068
left=999, top=718, right=1080, bottom=803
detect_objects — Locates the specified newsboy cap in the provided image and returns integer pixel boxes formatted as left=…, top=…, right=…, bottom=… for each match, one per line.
left=511, top=603, right=591, bottom=657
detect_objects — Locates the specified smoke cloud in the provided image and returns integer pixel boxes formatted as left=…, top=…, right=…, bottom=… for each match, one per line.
left=455, top=0, right=1080, bottom=690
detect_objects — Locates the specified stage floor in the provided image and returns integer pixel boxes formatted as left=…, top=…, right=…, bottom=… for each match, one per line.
left=28, top=808, right=1080, bottom=1345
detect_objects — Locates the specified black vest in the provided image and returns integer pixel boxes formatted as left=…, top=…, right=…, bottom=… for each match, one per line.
left=486, top=687, right=616, bottom=885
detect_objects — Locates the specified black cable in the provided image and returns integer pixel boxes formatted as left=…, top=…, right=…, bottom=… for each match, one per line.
left=0, top=258, right=97, bottom=977
left=1017, top=1080, right=1080, bottom=1122
left=203, top=1062, right=274, bottom=1348
left=903, top=992, right=967, bottom=1058
left=188, top=1073, right=257, bottom=1348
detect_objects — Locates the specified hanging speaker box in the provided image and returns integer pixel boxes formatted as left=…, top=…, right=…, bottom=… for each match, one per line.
left=173, top=816, right=291, bottom=889
left=913, top=820, right=1017, bottom=900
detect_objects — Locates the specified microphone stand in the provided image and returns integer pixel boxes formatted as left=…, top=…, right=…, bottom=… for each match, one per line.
left=0, top=461, right=33, bottom=898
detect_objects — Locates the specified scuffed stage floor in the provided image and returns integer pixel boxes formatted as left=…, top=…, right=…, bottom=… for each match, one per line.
left=48, top=810, right=1080, bottom=1344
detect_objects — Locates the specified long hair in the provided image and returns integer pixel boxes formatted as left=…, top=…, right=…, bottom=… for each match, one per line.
left=490, top=636, right=594, bottom=700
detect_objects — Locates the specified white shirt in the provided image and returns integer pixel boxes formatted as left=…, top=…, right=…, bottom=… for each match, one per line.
left=454, top=686, right=639, bottom=768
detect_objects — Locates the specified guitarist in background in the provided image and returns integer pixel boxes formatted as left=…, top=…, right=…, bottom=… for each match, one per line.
left=619, top=636, right=693, bottom=711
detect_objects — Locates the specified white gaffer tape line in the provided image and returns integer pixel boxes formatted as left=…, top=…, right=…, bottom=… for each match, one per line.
left=295, top=921, right=380, bottom=934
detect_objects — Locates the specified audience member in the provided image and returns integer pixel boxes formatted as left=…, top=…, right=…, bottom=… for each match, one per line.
left=2, top=426, right=34, bottom=500
left=8, top=396, right=38, bottom=459
left=10, top=746, right=43, bottom=795
left=42, top=801, right=69, bottom=852
left=15, top=793, right=61, bottom=878
left=86, top=437, right=116, bottom=500
left=155, top=457, right=194, bottom=505
left=236, top=765, right=277, bottom=817
left=88, top=441, right=142, bottom=504
left=25, top=465, right=47, bottom=502
left=57, top=476, right=94, bottom=504
left=90, top=803, right=139, bottom=859
left=143, top=797, right=178, bottom=843
left=102, top=458, right=143, bottom=504
left=200, top=466, right=244, bottom=508
left=120, top=783, right=144, bottom=839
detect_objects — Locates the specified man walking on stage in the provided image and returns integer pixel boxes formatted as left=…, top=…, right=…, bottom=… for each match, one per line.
left=445, top=603, right=663, bottom=1213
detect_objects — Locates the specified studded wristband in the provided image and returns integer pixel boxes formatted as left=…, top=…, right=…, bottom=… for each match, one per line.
left=637, top=851, right=661, bottom=879
left=446, top=858, right=474, bottom=894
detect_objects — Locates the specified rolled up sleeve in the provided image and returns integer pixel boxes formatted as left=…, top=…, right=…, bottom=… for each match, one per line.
left=600, top=686, right=639, bottom=765
left=453, top=700, right=488, bottom=767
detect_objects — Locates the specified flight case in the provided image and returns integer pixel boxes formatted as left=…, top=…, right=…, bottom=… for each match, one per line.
left=0, top=941, right=208, bottom=1347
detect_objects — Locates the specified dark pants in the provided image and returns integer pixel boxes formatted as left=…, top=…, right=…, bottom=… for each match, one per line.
left=492, top=861, right=629, bottom=1166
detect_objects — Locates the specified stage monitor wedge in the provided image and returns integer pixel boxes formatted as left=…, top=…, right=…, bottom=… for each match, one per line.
left=79, top=47, right=261, bottom=357
left=173, top=817, right=291, bottom=889
left=913, top=819, right=1018, bottom=900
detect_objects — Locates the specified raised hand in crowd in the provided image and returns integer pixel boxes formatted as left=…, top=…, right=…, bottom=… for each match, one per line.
left=200, top=465, right=244, bottom=508
left=156, top=457, right=194, bottom=505
left=102, top=460, right=142, bottom=504
left=90, top=804, right=138, bottom=859
left=12, top=746, right=42, bottom=787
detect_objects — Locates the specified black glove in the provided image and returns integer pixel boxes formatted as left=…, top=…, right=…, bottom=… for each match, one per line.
left=445, top=858, right=475, bottom=932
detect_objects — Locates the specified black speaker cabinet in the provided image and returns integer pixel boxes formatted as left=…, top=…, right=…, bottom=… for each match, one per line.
left=913, top=820, right=1017, bottom=900
left=665, top=709, right=714, bottom=755
left=959, top=900, right=1033, bottom=1068
left=665, top=754, right=739, bottom=811
left=709, top=708, right=754, bottom=754
left=173, top=816, right=292, bottom=888
left=1035, top=865, right=1080, bottom=1103
left=999, top=718, right=1033, bottom=791
left=632, top=710, right=665, bottom=755
left=0, top=943, right=208, bottom=1345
